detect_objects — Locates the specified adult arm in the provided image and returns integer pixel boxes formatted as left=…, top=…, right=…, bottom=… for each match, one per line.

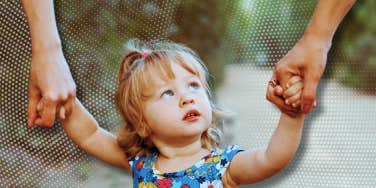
left=22, top=0, right=76, bottom=128
left=271, top=0, right=356, bottom=114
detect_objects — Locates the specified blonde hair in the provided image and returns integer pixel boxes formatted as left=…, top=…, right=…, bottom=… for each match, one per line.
left=115, top=39, right=223, bottom=159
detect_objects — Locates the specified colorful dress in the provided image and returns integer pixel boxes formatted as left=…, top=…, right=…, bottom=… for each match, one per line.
left=129, top=145, right=243, bottom=188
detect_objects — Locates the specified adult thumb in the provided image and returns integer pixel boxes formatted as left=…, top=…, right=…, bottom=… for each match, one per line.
left=301, top=72, right=320, bottom=113
left=275, top=64, right=293, bottom=90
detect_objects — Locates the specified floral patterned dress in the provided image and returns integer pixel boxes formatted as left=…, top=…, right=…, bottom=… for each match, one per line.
left=129, top=145, right=243, bottom=188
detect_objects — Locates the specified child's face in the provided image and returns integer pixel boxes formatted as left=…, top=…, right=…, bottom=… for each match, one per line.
left=143, top=62, right=212, bottom=144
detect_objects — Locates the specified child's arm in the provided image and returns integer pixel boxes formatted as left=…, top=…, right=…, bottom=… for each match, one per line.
left=60, top=98, right=131, bottom=172
left=224, top=76, right=305, bottom=185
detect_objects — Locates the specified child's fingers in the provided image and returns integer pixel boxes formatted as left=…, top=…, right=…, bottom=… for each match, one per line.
left=63, top=96, right=75, bottom=117
left=36, top=99, right=69, bottom=121
left=283, top=81, right=303, bottom=98
left=35, top=98, right=57, bottom=127
left=286, top=76, right=302, bottom=89
left=58, top=106, right=66, bottom=120
left=36, top=100, right=43, bottom=114
left=266, top=83, right=298, bottom=113
left=28, top=96, right=40, bottom=128
left=285, top=91, right=301, bottom=105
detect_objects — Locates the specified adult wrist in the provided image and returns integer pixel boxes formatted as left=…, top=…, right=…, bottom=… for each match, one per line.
left=300, top=29, right=332, bottom=54
left=303, top=23, right=333, bottom=51
left=31, top=39, right=62, bottom=54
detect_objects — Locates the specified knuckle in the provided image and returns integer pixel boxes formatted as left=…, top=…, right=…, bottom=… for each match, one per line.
left=68, top=90, right=76, bottom=98
left=309, top=73, right=321, bottom=82
left=317, top=62, right=325, bottom=71
left=46, top=119, right=55, bottom=127
left=302, top=93, right=315, bottom=102
left=265, top=93, right=271, bottom=101
left=60, top=93, right=69, bottom=101
left=44, top=93, right=59, bottom=102
left=39, top=121, right=49, bottom=127
left=275, top=64, right=287, bottom=75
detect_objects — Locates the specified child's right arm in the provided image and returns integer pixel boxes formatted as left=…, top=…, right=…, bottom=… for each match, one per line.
left=60, top=98, right=131, bottom=172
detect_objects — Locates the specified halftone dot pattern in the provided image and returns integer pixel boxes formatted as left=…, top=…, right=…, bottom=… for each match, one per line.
left=0, top=1, right=94, bottom=187
left=1, top=1, right=375, bottom=188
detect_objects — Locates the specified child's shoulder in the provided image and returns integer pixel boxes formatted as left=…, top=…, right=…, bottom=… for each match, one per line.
left=217, top=144, right=244, bottom=163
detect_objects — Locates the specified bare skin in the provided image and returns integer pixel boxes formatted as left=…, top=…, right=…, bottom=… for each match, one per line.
left=269, top=0, right=356, bottom=115
left=22, top=0, right=76, bottom=128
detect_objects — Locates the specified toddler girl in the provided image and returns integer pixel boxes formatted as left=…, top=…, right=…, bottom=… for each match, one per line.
left=52, top=40, right=305, bottom=187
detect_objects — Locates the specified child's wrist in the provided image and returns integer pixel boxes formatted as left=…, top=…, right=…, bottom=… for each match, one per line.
left=281, top=111, right=304, bottom=119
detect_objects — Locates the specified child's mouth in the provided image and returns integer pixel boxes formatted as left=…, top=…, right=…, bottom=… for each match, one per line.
left=183, top=109, right=201, bottom=122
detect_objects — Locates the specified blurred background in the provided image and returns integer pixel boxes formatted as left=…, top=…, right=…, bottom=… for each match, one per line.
left=0, top=0, right=375, bottom=187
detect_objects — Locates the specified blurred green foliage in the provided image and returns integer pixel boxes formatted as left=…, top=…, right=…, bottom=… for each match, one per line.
left=332, top=0, right=376, bottom=93
left=55, top=0, right=374, bottom=93
left=55, top=0, right=237, bottom=90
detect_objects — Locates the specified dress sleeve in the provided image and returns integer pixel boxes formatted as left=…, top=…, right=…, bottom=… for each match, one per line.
left=128, top=157, right=136, bottom=177
left=218, top=144, right=244, bottom=178
left=128, top=156, right=143, bottom=177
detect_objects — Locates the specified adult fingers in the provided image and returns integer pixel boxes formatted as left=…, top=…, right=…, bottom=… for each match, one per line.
left=274, top=63, right=294, bottom=90
left=34, top=97, right=57, bottom=127
left=285, top=91, right=301, bottom=105
left=27, top=90, right=40, bottom=128
left=301, top=70, right=321, bottom=113
left=270, top=71, right=284, bottom=97
left=274, top=85, right=283, bottom=96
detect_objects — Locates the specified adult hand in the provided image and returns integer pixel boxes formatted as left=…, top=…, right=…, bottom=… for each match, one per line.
left=266, top=79, right=299, bottom=117
left=269, top=34, right=328, bottom=115
left=28, top=46, right=76, bottom=128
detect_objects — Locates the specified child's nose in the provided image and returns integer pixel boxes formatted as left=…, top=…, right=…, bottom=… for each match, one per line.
left=179, top=95, right=195, bottom=107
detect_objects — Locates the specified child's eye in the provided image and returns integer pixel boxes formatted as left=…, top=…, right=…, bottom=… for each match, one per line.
left=188, top=82, right=200, bottom=90
left=161, top=90, right=174, bottom=98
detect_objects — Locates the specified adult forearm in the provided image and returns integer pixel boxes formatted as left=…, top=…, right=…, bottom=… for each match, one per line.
left=304, top=0, right=356, bottom=47
left=21, top=0, right=62, bottom=52
left=264, top=113, right=305, bottom=169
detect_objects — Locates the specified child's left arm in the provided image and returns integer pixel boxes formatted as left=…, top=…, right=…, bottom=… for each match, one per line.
left=224, top=76, right=305, bottom=185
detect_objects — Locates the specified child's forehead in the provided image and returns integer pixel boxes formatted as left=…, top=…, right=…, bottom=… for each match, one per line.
left=147, top=67, right=198, bottom=88
left=138, top=54, right=206, bottom=96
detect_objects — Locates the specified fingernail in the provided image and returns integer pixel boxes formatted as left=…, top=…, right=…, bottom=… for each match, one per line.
left=276, top=86, right=282, bottom=93
left=285, top=100, right=289, bottom=105
left=286, top=83, right=290, bottom=88
left=313, top=101, right=317, bottom=107
left=292, top=103, right=296, bottom=108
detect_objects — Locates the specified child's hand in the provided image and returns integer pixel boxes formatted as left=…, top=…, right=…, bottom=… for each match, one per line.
left=283, top=76, right=307, bottom=109
left=266, top=78, right=300, bottom=117
left=36, top=100, right=68, bottom=125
